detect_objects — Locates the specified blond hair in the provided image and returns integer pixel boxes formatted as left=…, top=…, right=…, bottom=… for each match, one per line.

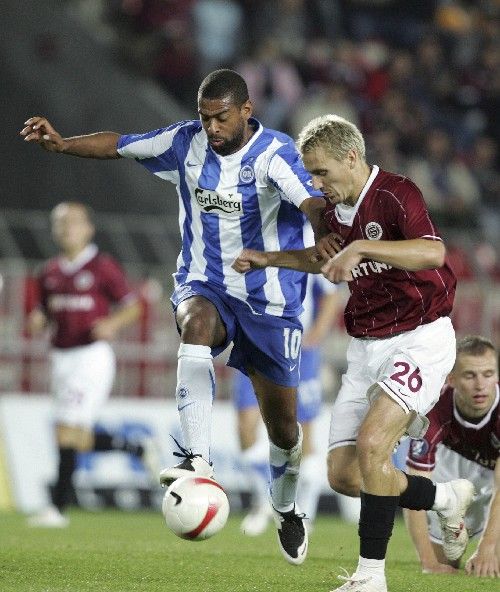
left=297, top=114, right=366, bottom=161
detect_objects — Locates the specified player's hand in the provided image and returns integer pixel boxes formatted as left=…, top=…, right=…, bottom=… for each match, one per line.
left=25, top=309, right=48, bottom=336
left=421, top=562, right=458, bottom=575
left=90, top=318, right=118, bottom=341
left=321, top=242, right=361, bottom=283
left=20, top=117, right=65, bottom=152
left=465, top=546, right=500, bottom=578
left=314, top=232, right=343, bottom=260
left=232, top=249, right=269, bottom=273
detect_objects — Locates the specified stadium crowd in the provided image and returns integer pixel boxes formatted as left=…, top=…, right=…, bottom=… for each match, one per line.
left=98, top=0, right=499, bottom=247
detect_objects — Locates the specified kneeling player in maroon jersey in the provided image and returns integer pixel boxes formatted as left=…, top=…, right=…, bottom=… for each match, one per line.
left=405, top=335, right=499, bottom=578
left=233, top=114, right=475, bottom=591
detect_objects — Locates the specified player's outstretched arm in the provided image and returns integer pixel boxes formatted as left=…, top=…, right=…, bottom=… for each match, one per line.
left=232, top=247, right=324, bottom=274
left=403, top=467, right=458, bottom=575
left=465, top=462, right=500, bottom=578
left=20, top=117, right=121, bottom=159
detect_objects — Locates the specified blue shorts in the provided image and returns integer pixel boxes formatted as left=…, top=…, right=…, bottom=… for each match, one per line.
left=171, top=281, right=302, bottom=387
left=233, top=347, right=322, bottom=422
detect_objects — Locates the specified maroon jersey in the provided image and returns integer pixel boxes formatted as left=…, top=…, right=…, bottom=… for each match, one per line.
left=323, top=166, right=456, bottom=337
left=407, top=384, right=500, bottom=472
left=38, top=244, right=135, bottom=348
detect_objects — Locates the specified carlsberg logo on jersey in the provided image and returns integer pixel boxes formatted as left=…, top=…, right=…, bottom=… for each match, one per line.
left=195, top=187, right=243, bottom=216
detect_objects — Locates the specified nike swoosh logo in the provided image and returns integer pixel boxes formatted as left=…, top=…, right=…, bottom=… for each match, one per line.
left=289, top=365, right=297, bottom=372
left=178, top=401, right=195, bottom=412
left=186, top=161, right=200, bottom=167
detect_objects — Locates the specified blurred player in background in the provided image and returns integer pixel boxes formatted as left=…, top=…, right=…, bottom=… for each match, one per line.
left=26, top=202, right=145, bottom=527
left=236, top=222, right=343, bottom=536
left=233, top=114, right=475, bottom=592
left=405, top=335, right=499, bottom=578
left=20, top=69, right=327, bottom=563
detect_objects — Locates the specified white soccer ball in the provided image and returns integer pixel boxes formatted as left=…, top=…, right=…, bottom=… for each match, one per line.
left=162, top=476, right=230, bottom=540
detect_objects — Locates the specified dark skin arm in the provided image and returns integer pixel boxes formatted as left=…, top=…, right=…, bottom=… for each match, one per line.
left=20, top=117, right=121, bottom=159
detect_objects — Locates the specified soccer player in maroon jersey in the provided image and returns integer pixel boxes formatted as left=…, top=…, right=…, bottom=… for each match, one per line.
left=26, top=202, right=145, bottom=527
left=405, top=335, right=499, bottom=578
left=232, top=114, right=475, bottom=591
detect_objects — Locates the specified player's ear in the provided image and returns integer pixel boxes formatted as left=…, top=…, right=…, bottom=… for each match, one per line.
left=241, top=100, right=253, bottom=120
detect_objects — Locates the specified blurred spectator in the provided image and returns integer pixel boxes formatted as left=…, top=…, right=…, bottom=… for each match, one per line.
left=343, top=0, right=437, bottom=49
left=237, top=37, right=304, bottom=131
left=366, top=126, right=407, bottom=175
left=192, top=0, right=243, bottom=75
left=291, top=80, right=359, bottom=140
left=406, top=128, right=481, bottom=228
left=468, top=135, right=500, bottom=245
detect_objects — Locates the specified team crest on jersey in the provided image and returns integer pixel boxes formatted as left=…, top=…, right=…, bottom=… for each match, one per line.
left=410, top=438, right=429, bottom=458
left=194, top=187, right=243, bottom=216
left=365, top=221, right=383, bottom=240
left=74, top=270, right=94, bottom=291
left=239, top=164, right=255, bottom=184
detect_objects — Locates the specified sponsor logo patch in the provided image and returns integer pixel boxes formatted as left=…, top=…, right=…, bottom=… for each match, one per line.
left=194, top=187, right=243, bottom=216
left=410, top=438, right=429, bottom=458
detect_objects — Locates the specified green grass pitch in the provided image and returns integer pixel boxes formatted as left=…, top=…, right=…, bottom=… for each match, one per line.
left=0, top=510, right=489, bottom=592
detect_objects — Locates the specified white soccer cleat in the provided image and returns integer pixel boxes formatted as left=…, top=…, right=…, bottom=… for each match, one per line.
left=272, top=504, right=308, bottom=565
left=437, top=479, right=475, bottom=561
left=160, top=436, right=214, bottom=486
left=331, top=570, right=387, bottom=592
left=240, top=503, right=273, bottom=536
left=27, top=505, right=69, bottom=528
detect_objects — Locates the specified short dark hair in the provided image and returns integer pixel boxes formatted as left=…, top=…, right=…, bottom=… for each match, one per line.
left=198, top=69, right=249, bottom=106
left=456, top=335, right=496, bottom=357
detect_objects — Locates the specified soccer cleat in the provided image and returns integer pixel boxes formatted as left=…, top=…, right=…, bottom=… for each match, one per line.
left=159, top=437, right=213, bottom=487
left=331, top=569, right=387, bottom=592
left=272, top=504, right=308, bottom=565
left=240, top=503, right=273, bottom=536
left=27, top=505, right=69, bottom=528
left=437, top=479, right=475, bottom=561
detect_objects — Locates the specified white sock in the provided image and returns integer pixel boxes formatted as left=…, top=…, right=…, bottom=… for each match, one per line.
left=269, top=423, right=302, bottom=513
left=432, top=481, right=455, bottom=516
left=296, top=453, right=323, bottom=522
left=175, top=343, right=214, bottom=460
left=241, top=440, right=271, bottom=508
left=356, top=557, right=386, bottom=580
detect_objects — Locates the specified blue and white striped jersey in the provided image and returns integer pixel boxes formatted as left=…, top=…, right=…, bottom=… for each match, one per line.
left=117, top=118, right=321, bottom=317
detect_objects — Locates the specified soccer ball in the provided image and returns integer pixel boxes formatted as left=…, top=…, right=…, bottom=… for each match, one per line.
left=162, top=476, right=230, bottom=540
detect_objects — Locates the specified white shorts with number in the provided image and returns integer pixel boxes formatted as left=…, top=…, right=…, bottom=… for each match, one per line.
left=428, top=446, right=494, bottom=543
left=50, top=341, right=116, bottom=429
left=328, top=317, right=456, bottom=451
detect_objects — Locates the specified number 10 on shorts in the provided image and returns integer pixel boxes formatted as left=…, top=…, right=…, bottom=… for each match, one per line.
left=283, top=328, right=301, bottom=360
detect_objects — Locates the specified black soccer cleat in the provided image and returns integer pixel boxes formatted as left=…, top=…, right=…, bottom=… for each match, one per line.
left=272, top=504, right=308, bottom=565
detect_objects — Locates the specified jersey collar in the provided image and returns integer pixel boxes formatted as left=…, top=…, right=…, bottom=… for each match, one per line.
left=335, top=165, right=379, bottom=226
left=453, top=384, right=499, bottom=430
left=59, top=243, right=98, bottom=275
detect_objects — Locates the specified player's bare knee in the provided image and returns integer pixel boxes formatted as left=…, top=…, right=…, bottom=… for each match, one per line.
left=328, top=470, right=360, bottom=497
left=356, top=427, right=388, bottom=467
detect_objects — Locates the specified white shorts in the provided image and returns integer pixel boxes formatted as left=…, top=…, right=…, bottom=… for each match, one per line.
left=50, top=341, right=116, bottom=429
left=328, top=317, right=456, bottom=451
left=428, top=446, right=494, bottom=543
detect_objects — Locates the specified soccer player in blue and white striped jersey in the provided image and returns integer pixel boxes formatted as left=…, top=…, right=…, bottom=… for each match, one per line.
left=21, top=69, right=327, bottom=564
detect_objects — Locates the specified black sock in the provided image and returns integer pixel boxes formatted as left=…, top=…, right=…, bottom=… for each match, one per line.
left=359, top=492, right=399, bottom=560
left=52, top=447, right=76, bottom=512
left=93, top=431, right=143, bottom=458
left=398, top=473, right=436, bottom=510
